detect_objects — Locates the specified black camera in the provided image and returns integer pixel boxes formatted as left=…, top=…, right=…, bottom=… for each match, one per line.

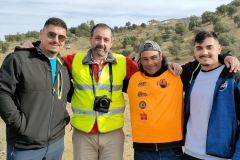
left=93, top=95, right=111, bottom=113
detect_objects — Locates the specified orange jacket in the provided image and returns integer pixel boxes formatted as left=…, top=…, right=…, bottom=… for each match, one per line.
left=127, top=70, right=184, bottom=143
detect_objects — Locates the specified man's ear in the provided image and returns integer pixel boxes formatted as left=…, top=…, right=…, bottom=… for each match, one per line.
left=218, top=45, right=222, bottom=55
left=39, top=29, right=43, bottom=39
left=159, top=52, right=163, bottom=60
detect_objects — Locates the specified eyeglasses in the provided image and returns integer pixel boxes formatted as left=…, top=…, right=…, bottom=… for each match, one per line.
left=43, top=29, right=66, bottom=42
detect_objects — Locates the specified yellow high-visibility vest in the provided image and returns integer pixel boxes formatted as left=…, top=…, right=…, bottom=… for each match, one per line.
left=71, top=53, right=126, bottom=133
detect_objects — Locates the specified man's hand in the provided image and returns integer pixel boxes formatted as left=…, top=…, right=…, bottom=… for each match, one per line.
left=168, top=62, right=183, bottom=76
left=224, top=56, right=240, bottom=73
left=21, top=41, right=34, bottom=48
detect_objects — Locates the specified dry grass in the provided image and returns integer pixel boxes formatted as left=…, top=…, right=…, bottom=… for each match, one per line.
left=0, top=119, right=6, bottom=160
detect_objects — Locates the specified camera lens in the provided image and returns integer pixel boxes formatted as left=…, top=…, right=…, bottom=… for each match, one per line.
left=100, top=99, right=108, bottom=106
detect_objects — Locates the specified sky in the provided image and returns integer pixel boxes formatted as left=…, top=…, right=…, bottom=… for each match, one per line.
left=0, top=0, right=233, bottom=41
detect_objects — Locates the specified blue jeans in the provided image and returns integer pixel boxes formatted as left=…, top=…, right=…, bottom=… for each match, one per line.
left=7, top=137, right=64, bottom=160
left=134, top=147, right=183, bottom=160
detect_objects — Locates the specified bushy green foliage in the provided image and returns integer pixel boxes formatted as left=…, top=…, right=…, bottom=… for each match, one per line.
left=164, top=26, right=171, bottom=34
left=140, top=23, right=146, bottom=28
left=121, top=36, right=137, bottom=48
left=25, top=31, right=39, bottom=39
left=132, top=24, right=138, bottom=30
left=230, top=0, right=240, bottom=7
left=88, top=20, right=95, bottom=30
left=216, top=4, right=228, bottom=16
left=158, top=25, right=164, bottom=34
left=153, top=36, right=163, bottom=46
left=227, top=5, right=238, bottom=18
left=193, top=27, right=204, bottom=35
left=211, top=15, right=221, bottom=24
left=69, top=27, right=76, bottom=34
left=171, top=35, right=184, bottom=43
left=5, top=33, right=25, bottom=42
left=162, top=34, right=170, bottom=42
left=218, top=33, right=236, bottom=46
left=188, top=16, right=201, bottom=31
left=201, top=11, right=215, bottom=24
left=125, top=22, right=131, bottom=27
left=175, top=22, right=187, bottom=35
left=222, top=43, right=240, bottom=57
left=121, top=50, right=132, bottom=57
left=75, top=23, right=90, bottom=37
left=1, top=42, right=10, bottom=53
left=213, top=22, right=230, bottom=34
left=168, top=41, right=183, bottom=59
left=233, top=14, right=240, bottom=27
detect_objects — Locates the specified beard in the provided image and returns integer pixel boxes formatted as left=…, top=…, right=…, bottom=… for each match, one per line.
left=48, top=41, right=59, bottom=55
left=200, top=63, right=210, bottom=66
left=92, top=45, right=108, bottom=57
left=48, top=50, right=58, bottom=55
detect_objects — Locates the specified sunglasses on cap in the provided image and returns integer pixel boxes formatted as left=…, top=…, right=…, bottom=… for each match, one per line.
left=43, top=29, right=66, bottom=42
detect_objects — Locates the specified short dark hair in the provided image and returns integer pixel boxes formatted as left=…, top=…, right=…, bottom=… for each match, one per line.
left=90, top=23, right=114, bottom=40
left=194, top=30, right=218, bottom=44
left=43, top=17, right=67, bottom=31
left=137, top=53, right=168, bottom=73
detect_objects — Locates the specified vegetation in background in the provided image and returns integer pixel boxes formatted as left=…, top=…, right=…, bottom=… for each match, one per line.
left=1, top=0, right=240, bottom=60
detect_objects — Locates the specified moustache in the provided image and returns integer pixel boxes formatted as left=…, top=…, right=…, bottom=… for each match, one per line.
left=199, top=55, right=211, bottom=58
left=49, top=41, right=60, bottom=46
left=96, top=45, right=105, bottom=50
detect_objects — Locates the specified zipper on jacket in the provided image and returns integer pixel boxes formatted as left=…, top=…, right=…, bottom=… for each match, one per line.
left=155, top=144, right=159, bottom=151
left=47, top=58, right=63, bottom=144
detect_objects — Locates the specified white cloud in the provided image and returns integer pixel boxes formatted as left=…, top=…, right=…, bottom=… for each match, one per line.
left=0, top=0, right=232, bottom=41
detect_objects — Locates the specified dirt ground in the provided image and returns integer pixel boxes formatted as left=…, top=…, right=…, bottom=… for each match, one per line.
left=62, top=93, right=133, bottom=160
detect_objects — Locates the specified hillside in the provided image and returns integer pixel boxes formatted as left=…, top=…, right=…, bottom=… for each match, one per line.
left=1, top=8, right=240, bottom=64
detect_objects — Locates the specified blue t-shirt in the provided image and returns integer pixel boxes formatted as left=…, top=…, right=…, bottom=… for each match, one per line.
left=49, top=58, right=57, bottom=85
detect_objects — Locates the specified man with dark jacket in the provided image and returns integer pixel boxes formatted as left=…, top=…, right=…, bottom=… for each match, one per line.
left=0, top=17, right=71, bottom=160
left=183, top=31, right=240, bottom=160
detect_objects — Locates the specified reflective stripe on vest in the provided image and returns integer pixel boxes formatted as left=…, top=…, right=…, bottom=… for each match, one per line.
left=74, top=83, right=123, bottom=91
left=72, top=106, right=125, bottom=116
left=70, top=53, right=126, bottom=133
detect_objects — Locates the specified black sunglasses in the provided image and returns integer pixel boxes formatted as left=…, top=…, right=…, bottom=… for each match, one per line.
left=43, top=29, right=66, bottom=42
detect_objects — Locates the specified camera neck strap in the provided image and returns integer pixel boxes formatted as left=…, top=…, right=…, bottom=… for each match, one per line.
left=89, top=63, right=113, bottom=99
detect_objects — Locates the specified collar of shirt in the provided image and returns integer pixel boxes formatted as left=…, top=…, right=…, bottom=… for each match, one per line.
left=91, top=53, right=107, bottom=64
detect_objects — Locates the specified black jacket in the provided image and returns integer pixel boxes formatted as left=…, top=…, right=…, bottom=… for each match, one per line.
left=0, top=44, right=71, bottom=149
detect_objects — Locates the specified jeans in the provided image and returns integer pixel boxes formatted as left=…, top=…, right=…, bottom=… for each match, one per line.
left=7, top=137, right=64, bottom=160
left=134, top=147, right=183, bottom=160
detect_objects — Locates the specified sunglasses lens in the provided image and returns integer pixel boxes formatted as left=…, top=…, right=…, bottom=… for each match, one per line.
left=47, top=32, right=57, bottom=39
left=58, top=35, right=66, bottom=42
left=44, top=30, right=66, bottom=42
